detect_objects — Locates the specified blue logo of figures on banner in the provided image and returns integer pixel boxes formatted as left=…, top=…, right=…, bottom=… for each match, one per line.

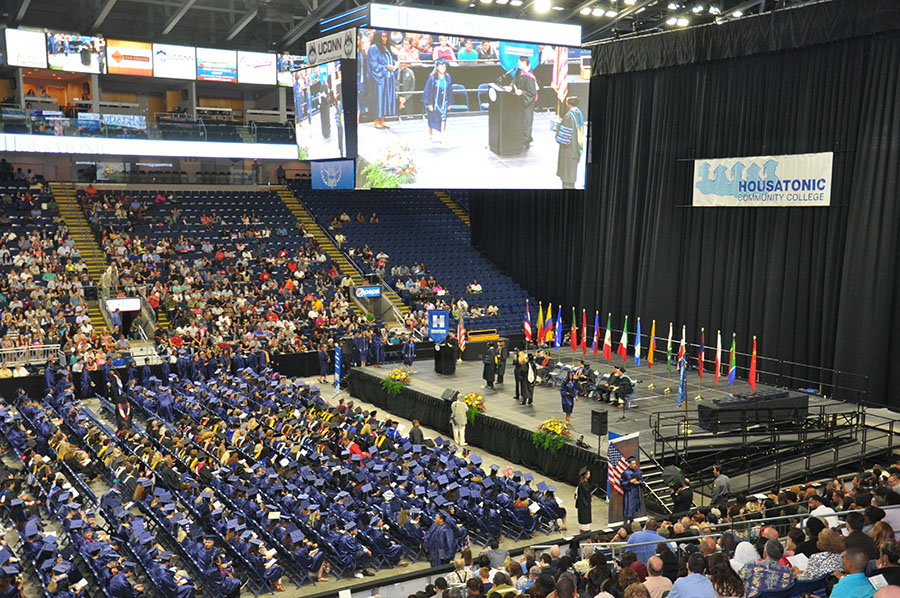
left=428, top=310, right=450, bottom=344
left=311, top=159, right=354, bottom=190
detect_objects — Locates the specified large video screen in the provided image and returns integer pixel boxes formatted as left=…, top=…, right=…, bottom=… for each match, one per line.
left=6, top=29, right=47, bottom=69
left=237, top=51, right=276, bottom=85
left=293, top=60, right=348, bottom=161
left=47, top=33, right=106, bottom=74
left=277, top=53, right=307, bottom=87
left=107, top=40, right=153, bottom=76
left=355, top=29, right=589, bottom=189
left=196, top=48, right=237, bottom=83
left=153, top=43, right=196, bottom=80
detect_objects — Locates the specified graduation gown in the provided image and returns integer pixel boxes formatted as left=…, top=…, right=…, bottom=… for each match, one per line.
left=423, top=73, right=452, bottom=132
left=621, top=467, right=643, bottom=518
left=366, top=44, right=397, bottom=119
left=107, top=572, right=139, bottom=598
left=423, top=522, right=455, bottom=567
left=372, top=334, right=386, bottom=364
left=560, top=380, right=577, bottom=414
left=575, top=480, right=592, bottom=525
left=402, top=341, right=415, bottom=366
left=482, top=348, right=496, bottom=384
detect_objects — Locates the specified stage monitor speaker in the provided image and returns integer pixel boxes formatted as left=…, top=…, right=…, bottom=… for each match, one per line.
left=441, top=388, right=459, bottom=402
left=591, top=410, right=608, bottom=437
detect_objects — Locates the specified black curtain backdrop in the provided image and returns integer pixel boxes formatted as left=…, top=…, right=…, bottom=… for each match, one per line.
left=347, top=370, right=607, bottom=488
left=471, top=2, right=900, bottom=407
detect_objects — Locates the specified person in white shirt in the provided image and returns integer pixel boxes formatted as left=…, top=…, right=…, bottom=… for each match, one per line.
left=808, top=494, right=840, bottom=528
left=12, top=364, right=29, bottom=377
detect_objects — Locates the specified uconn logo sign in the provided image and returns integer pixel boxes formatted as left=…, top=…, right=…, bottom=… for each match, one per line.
left=693, top=152, right=833, bottom=207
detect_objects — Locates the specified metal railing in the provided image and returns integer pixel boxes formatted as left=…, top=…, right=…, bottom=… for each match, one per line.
left=0, top=344, right=63, bottom=367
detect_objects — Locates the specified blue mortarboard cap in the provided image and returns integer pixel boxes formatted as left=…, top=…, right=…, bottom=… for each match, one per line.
left=122, top=561, right=137, bottom=568
left=211, top=509, right=223, bottom=517
left=2, top=565, right=19, bottom=575
left=437, top=475, right=449, bottom=485
left=459, top=487, right=470, bottom=498
left=361, top=484, right=372, bottom=493
left=447, top=482, right=459, bottom=491
left=39, top=558, right=55, bottom=572
left=483, top=477, right=494, bottom=488
left=159, top=551, right=173, bottom=561
left=24, top=522, right=38, bottom=536
left=225, top=519, right=238, bottom=530
left=414, top=485, right=425, bottom=496
left=137, top=532, right=152, bottom=546
left=411, top=444, right=422, bottom=453
left=52, top=562, right=69, bottom=574
left=289, top=530, right=304, bottom=544
left=537, top=481, right=548, bottom=492
left=345, top=522, right=356, bottom=531
left=548, top=485, right=557, bottom=493
left=517, top=487, right=531, bottom=499
left=490, top=464, right=499, bottom=471
left=434, top=496, right=447, bottom=506
left=9, top=499, right=23, bottom=507
left=0, top=547, right=10, bottom=564
left=249, top=539, right=262, bottom=548
left=524, top=473, right=534, bottom=482
left=434, top=438, right=444, bottom=446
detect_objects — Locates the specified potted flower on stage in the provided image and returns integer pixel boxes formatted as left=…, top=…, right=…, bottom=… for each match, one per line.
left=532, top=418, right=571, bottom=455
left=462, top=392, right=486, bottom=424
left=362, top=143, right=417, bottom=188
left=381, top=368, right=410, bottom=395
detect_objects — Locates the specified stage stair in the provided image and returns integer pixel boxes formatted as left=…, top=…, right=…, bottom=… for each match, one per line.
left=638, top=448, right=675, bottom=517
left=272, top=185, right=408, bottom=321
left=52, top=182, right=108, bottom=332
left=436, top=191, right=470, bottom=227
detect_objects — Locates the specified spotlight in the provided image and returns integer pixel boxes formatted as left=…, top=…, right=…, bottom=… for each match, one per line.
left=592, top=7, right=604, bottom=15
left=692, top=4, right=703, bottom=12
left=677, top=16, right=689, bottom=25
left=667, top=2, right=679, bottom=8
left=708, top=5, right=720, bottom=14
left=552, top=5, right=565, bottom=9
left=624, top=0, right=636, bottom=4
left=666, top=16, right=677, bottom=24
left=495, top=0, right=509, bottom=4
left=534, top=0, right=551, bottom=11
left=580, top=6, right=591, bottom=14
left=732, top=9, right=742, bottom=16
left=510, top=0, right=523, bottom=5
left=605, top=9, right=617, bottom=16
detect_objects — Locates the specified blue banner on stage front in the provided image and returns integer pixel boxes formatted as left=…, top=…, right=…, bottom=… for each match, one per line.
left=334, top=345, right=342, bottom=390
left=428, top=310, right=450, bottom=344
left=312, top=159, right=355, bottom=190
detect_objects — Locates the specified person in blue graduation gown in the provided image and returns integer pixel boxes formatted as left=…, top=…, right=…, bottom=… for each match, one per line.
left=203, top=555, right=241, bottom=598
left=351, top=331, right=368, bottom=367
left=248, top=541, right=285, bottom=591
left=363, top=516, right=404, bottom=565
left=157, top=390, right=174, bottom=422
left=423, top=59, right=452, bottom=142
left=401, top=336, right=415, bottom=372
left=621, top=457, right=644, bottom=524
left=107, top=563, right=144, bottom=598
left=366, top=31, right=397, bottom=129
left=372, top=329, right=386, bottom=367
left=423, top=512, right=456, bottom=567
left=141, top=359, right=152, bottom=386
left=560, top=372, right=577, bottom=424
left=317, top=345, right=330, bottom=384
left=150, top=553, right=196, bottom=598
left=44, top=364, right=56, bottom=391
left=337, top=523, right=373, bottom=577
left=357, top=33, right=373, bottom=121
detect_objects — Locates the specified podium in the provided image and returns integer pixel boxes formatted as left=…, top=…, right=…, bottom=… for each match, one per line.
left=487, top=83, right=524, bottom=156
left=434, top=341, right=457, bottom=375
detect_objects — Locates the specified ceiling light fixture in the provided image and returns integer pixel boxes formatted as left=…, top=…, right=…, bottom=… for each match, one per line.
left=624, top=0, right=636, bottom=4
left=677, top=16, right=689, bottom=25
left=534, top=0, right=552, bottom=12
left=692, top=4, right=703, bottom=12
left=708, top=5, right=720, bottom=14
left=666, top=16, right=677, bottom=24
left=580, top=6, right=591, bottom=14
left=605, top=9, right=617, bottom=16
left=591, top=7, right=603, bottom=15
left=510, top=0, right=523, bottom=6
left=667, top=2, right=679, bottom=8
left=732, top=9, right=742, bottom=16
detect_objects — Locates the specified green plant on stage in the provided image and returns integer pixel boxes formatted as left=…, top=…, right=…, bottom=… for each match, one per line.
left=532, top=418, right=571, bottom=455
left=380, top=368, right=410, bottom=395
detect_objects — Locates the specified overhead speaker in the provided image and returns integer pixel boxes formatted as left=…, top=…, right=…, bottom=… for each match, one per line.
left=441, top=388, right=459, bottom=402
left=591, top=409, right=608, bottom=437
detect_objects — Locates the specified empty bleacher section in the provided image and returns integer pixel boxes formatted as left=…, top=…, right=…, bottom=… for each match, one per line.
left=294, top=184, right=532, bottom=335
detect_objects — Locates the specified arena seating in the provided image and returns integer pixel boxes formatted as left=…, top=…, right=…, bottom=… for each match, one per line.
left=295, top=185, right=533, bottom=334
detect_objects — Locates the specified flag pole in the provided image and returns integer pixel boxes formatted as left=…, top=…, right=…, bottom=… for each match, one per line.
left=694, top=327, right=703, bottom=401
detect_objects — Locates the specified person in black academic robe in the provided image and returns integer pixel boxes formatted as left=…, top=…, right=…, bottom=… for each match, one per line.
left=575, top=468, right=593, bottom=533
left=513, top=56, right=538, bottom=148
left=482, top=343, right=497, bottom=389
left=520, top=354, right=537, bottom=406
left=495, top=342, right=507, bottom=384
left=513, top=351, right=525, bottom=401
left=114, top=399, right=131, bottom=433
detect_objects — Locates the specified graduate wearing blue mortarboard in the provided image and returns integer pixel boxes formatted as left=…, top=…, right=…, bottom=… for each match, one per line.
left=160, top=355, right=171, bottom=380
left=124, top=361, right=135, bottom=385
left=351, top=331, right=368, bottom=367
left=107, top=562, right=144, bottom=598
left=80, top=368, right=92, bottom=398
left=231, top=352, right=244, bottom=374
left=190, top=356, right=201, bottom=381
left=140, top=360, right=151, bottom=386
left=151, top=552, right=196, bottom=598
left=176, top=352, right=188, bottom=379
left=401, top=335, right=415, bottom=372
left=44, top=363, right=56, bottom=392
left=372, top=329, right=386, bottom=367
left=424, top=512, right=456, bottom=566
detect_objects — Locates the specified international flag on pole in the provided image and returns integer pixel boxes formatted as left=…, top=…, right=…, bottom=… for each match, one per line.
left=592, top=312, right=600, bottom=357
left=607, top=440, right=629, bottom=496
left=749, top=336, right=758, bottom=392
left=581, top=309, right=587, bottom=355
left=666, top=322, right=673, bottom=372
left=715, top=330, right=722, bottom=385
left=647, top=320, right=656, bottom=368
left=677, top=325, right=686, bottom=370
left=617, top=316, right=628, bottom=362
left=634, top=318, right=642, bottom=367
left=458, top=314, right=466, bottom=352
left=603, top=313, right=613, bottom=361
left=554, top=307, right=562, bottom=350
left=728, top=334, right=737, bottom=386
left=543, top=304, right=554, bottom=344
left=697, top=329, right=705, bottom=380
left=570, top=308, right=578, bottom=352
left=677, top=354, right=687, bottom=407
left=524, top=300, right=532, bottom=343
left=537, top=303, right=544, bottom=344
left=551, top=46, right=569, bottom=102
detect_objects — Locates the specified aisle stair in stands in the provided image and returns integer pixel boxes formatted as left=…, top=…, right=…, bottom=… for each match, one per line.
left=436, top=191, right=470, bottom=227
left=273, top=185, right=408, bottom=321
left=51, top=182, right=109, bottom=332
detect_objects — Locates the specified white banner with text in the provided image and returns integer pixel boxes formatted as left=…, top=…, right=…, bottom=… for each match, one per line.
left=692, top=152, right=833, bottom=207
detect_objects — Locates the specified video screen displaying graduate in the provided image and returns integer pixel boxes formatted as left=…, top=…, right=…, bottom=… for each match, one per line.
left=292, top=60, right=348, bottom=160
left=354, top=28, right=590, bottom=189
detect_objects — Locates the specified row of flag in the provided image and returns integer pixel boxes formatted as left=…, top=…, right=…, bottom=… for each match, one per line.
left=523, top=300, right=758, bottom=391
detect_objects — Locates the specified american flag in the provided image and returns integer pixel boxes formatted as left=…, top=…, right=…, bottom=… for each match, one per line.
left=551, top=46, right=569, bottom=102
left=607, top=440, right=629, bottom=496
left=458, top=315, right=467, bottom=352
